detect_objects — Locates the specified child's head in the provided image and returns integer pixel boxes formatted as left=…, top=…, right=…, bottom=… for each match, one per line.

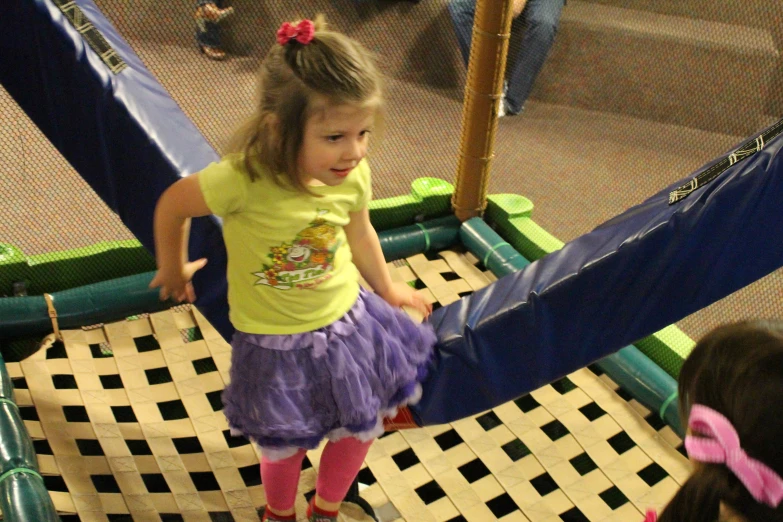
left=228, top=15, right=383, bottom=192
left=659, top=320, right=783, bottom=522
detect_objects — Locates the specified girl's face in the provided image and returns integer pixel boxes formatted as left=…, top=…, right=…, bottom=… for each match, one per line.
left=297, top=102, right=375, bottom=187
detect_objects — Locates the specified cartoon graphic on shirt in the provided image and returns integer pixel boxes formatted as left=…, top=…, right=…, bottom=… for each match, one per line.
left=253, top=210, right=339, bottom=290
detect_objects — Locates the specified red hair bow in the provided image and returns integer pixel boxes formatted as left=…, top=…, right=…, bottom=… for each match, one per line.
left=276, top=20, right=315, bottom=46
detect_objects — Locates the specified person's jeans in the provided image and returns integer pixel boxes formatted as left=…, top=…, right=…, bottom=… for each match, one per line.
left=448, top=0, right=565, bottom=114
left=195, top=0, right=223, bottom=48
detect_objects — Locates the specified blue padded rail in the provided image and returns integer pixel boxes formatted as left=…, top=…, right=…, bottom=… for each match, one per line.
left=413, top=121, right=783, bottom=425
left=458, top=217, right=684, bottom=435
left=1, top=0, right=232, bottom=339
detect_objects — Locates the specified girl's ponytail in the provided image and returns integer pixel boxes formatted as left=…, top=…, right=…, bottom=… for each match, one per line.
left=277, top=14, right=382, bottom=105
left=660, top=462, right=783, bottom=521
left=658, top=464, right=726, bottom=521
left=227, top=14, right=383, bottom=191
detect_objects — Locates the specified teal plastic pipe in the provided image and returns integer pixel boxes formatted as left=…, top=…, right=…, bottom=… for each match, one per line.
left=597, top=347, right=683, bottom=435
left=0, top=354, right=60, bottom=521
left=460, top=218, right=684, bottom=436
left=378, top=215, right=461, bottom=261
left=0, top=272, right=168, bottom=342
left=0, top=402, right=37, bottom=471
left=0, top=355, right=13, bottom=399
left=459, top=219, right=530, bottom=274
left=0, top=473, right=60, bottom=522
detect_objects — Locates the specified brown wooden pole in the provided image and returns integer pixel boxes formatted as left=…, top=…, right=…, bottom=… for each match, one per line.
left=452, top=0, right=515, bottom=221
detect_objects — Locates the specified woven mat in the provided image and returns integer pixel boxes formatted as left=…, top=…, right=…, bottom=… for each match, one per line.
left=5, top=248, right=690, bottom=521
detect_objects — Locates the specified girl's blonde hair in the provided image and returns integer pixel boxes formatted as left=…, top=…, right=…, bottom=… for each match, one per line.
left=226, top=15, right=384, bottom=193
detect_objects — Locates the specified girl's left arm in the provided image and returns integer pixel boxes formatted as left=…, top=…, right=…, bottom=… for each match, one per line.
left=345, top=207, right=432, bottom=318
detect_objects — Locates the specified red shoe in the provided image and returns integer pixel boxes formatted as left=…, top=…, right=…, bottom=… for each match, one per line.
left=307, top=497, right=339, bottom=522
left=261, top=507, right=296, bottom=522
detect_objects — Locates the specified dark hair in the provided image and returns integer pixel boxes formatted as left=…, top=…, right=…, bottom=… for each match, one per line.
left=226, top=15, right=384, bottom=194
left=659, top=320, right=783, bottom=522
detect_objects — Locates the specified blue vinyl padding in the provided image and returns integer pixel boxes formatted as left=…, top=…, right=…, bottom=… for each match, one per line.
left=1, top=0, right=232, bottom=339
left=412, top=123, right=783, bottom=425
left=458, top=217, right=683, bottom=435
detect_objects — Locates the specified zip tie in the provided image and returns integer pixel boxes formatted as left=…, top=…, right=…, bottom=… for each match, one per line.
left=456, top=149, right=496, bottom=162
left=0, top=398, right=19, bottom=409
left=471, top=26, right=512, bottom=41
left=43, top=293, right=61, bottom=341
left=0, top=467, right=42, bottom=485
left=465, top=84, right=504, bottom=100
left=483, top=241, right=511, bottom=268
left=415, top=223, right=431, bottom=251
left=659, top=391, right=678, bottom=421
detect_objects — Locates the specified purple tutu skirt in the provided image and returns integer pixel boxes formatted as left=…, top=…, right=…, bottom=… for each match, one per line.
left=222, top=289, right=436, bottom=455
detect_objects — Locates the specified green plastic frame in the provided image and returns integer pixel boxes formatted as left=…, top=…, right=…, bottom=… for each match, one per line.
left=485, top=192, right=695, bottom=377
left=0, top=177, right=455, bottom=297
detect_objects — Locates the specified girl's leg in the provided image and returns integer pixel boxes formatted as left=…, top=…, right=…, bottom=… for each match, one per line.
left=309, top=437, right=374, bottom=519
left=260, top=448, right=307, bottom=519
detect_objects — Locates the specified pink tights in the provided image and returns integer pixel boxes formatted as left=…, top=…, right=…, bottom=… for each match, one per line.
left=261, top=437, right=374, bottom=513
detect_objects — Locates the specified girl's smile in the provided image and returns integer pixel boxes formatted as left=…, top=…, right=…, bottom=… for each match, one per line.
left=330, top=167, right=352, bottom=178
left=298, top=103, right=376, bottom=186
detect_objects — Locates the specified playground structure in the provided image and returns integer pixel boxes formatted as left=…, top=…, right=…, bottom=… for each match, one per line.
left=1, top=0, right=782, bottom=520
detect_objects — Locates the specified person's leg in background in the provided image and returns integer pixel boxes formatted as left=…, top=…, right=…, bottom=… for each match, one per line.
left=447, top=0, right=476, bottom=67
left=504, top=0, right=565, bottom=114
left=307, top=437, right=374, bottom=522
left=448, top=0, right=530, bottom=117
left=195, top=0, right=234, bottom=60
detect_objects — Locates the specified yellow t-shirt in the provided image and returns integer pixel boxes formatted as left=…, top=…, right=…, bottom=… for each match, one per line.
left=198, top=156, right=372, bottom=334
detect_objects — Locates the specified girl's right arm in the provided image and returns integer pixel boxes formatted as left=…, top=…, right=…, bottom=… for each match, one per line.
left=149, top=173, right=212, bottom=303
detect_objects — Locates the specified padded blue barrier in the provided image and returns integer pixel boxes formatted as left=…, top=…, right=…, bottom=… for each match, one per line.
left=413, top=122, right=783, bottom=425
left=458, top=218, right=683, bottom=435
left=1, top=0, right=232, bottom=340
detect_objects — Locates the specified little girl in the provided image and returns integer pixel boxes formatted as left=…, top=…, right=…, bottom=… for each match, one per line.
left=150, top=16, right=436, bottom=522
left=646, top=320, right=783, bottom=522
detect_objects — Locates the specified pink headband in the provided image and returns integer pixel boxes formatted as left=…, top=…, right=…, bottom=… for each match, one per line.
left=276, top=20, right=315, bottom=46
left=685, top=404, right=783, bottom=508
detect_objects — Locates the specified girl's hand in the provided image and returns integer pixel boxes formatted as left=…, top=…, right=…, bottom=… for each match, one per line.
left=512, top=0, right=527, bottom=17
left=379, top=282, right=433, bottom=319
left=149, top=258, right=208, bottom=303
